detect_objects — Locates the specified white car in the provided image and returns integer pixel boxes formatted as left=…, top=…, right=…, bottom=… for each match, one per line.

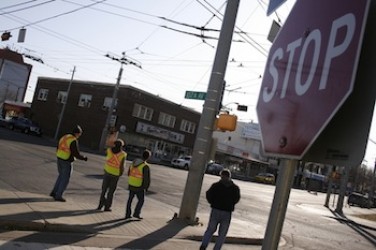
left=171, top=156, right=191, bottom=170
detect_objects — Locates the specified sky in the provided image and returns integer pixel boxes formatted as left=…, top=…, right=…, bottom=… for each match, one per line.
left=1, top=0, right=376, bottom=168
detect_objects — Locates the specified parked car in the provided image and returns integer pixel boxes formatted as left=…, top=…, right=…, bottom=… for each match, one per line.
left=206, top=161, right=224, bottom=175
left=0, top=115, right=10, bottom=127
left=347, top=192, right=375, bottom=208
left=254, top=173, right=275, bottom=184
left=171, top=156, right=191, bottom=170
left=7, top=117, right=42, bottom=136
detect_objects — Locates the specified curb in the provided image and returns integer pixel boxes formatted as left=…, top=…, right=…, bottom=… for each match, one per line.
left=0, top=219, right=263, bottom=246
left=186, top=235, right=263, bottom=245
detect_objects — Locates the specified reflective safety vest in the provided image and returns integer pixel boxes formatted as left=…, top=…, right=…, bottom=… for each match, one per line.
left=104, top=148, right=126, bottom=176
left=56, top=134, right=76, bottom=160
left=128, top=162, right=146, bottom=187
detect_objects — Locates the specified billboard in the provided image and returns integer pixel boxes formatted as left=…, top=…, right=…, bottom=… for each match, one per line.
left=0, top=59, right=32, bottom=103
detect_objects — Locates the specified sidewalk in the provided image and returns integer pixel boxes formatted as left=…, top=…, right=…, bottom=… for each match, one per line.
left=0, top=189, right=375, bottom=250
left=0, top=189, right=263, bottom=250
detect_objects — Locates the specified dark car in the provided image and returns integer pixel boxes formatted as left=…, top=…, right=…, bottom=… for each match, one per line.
left=347, top=192, right=375, bottom=208
left=7, top=117, right=42, bottom=136
left=0, top=115, right=10, bottom=127
left=206, top=162, right=224, bottom=175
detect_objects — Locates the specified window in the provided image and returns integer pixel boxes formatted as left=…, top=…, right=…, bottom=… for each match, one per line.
left=132, top=103, right=153, bottom=121
left=37, top=89, right=49, bottom=101
left=78, top=94, right=92, bottom=108
left=57, top=91, right=67, bottom=104
left=102, top=97, right=117, bottom=110
left=180, top=119, right=196, bottom=134
left=158, top=112, right=176, bottom=128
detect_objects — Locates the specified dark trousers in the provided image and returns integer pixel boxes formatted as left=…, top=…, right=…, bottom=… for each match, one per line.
left=98, top=172, right=120, bottom=209
left=126, top=189, right=145, bottom=217
left=51, top=158, right=72, bottom=199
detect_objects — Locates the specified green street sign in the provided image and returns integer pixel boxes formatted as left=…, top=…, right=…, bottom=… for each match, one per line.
left=184, top=91, right=207, bottom=100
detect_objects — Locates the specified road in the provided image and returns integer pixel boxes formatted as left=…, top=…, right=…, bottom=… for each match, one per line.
left=0, top=127, right=375, bottom=249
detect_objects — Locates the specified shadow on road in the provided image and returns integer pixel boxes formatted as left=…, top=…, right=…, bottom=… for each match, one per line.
left=327, top=208, right=376, bottom=247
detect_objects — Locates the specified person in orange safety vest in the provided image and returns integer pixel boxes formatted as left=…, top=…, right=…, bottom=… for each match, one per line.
left=50, top=125, right=88, bottom=202
left=125, top=149, right=151, bottom=220
left=97, top=139, right=127, bottom=211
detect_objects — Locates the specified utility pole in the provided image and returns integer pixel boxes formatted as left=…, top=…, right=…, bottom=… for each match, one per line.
left=98, top=52, right=141, bottom=151
left=54, top=66, right=76, bottom=140
left=178, top=0, right=240, bottom=223
left=324, top=165, right=334, bottom=207
left=336, top=166, right=350, bottom=214
left=370, top=160, right=376, bottom=208
left=367, top=138, right=376, bottom=208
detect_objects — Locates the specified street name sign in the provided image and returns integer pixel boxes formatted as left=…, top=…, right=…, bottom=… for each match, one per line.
left=184, top=91, right=206, bottom=100
left=256, top=0, right=371, bottom=159
left=267, top=0, right=288, bottom=16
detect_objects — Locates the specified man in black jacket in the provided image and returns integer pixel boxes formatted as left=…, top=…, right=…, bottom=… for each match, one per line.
left=200, top=169, right=240, bottom=250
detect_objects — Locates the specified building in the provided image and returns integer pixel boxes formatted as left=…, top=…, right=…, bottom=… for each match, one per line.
left=0, top=48, right=32, bottom=104
left=1, top=100, right=31, bottom=118
left=31, top=77, right=201, bottom=164
left=31, top=76, right=273, bottom=179
left=212, top=121, right=271, bottom=180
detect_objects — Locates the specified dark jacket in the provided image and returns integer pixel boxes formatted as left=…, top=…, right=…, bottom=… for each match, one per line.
left=128, top=158, right=150, bottom=192
left=206, top=178, right=240, bottom=212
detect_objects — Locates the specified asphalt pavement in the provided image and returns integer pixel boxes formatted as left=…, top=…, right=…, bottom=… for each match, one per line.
left=0, top=188, right=376, bottom=250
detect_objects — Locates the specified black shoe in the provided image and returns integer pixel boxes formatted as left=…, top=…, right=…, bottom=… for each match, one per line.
left=54, top=197, right=66, bottom=202
left=125, top=215, right=132, bottom=220
left=133, top=215, right=143, bottom=220
left=104, top=208, right=112, bottom=212
left=49, top=192, right=55, bottom=198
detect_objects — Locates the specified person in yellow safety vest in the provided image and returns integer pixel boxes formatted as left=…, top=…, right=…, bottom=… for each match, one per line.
left=50, top=125, right=88, bottom=202
left=125, top=149, right=151, bottom=220
left=97, top=139, right=127, bottom=211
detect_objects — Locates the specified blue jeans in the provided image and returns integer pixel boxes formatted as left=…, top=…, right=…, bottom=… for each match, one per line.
left=126, top=189, right=145, bottom=217
left=201, top=208, right=232, bottom=250
left=51, top=158, right=72, bottom=199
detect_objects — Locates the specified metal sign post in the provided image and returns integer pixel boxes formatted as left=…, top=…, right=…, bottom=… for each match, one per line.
left=262, top=159, right=297, bottom=250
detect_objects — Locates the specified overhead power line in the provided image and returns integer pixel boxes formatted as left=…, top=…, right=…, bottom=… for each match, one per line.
left=0, top=0, right=39, bottom=11
left=1, top=0, right=107, bottom=31
left=0, top=0, right=56, bottom=16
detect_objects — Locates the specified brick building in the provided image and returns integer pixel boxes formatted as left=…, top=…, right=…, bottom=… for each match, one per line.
left=31, top=77, right=201, bottom=163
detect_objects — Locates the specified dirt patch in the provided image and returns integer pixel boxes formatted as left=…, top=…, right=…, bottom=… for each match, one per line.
left=353, top=213, right=376, bottom=222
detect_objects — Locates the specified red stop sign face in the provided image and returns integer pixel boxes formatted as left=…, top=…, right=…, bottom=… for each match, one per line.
left=256, top=0, right=370, bottom=158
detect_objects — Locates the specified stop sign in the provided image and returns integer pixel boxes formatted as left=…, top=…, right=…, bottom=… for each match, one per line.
left=256, top=0, right=371, bottom=158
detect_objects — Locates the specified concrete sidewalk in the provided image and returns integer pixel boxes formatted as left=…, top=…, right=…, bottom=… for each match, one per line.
left=0, top=189, right=263, bottom=249
left=0, top=189, right=375, bottom=249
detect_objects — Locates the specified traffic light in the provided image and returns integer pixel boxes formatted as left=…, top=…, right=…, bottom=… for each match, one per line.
left=215, top=113, right=237, bottom=132
left=237, top=105, right=248, bottom=111
left=1, top=32, right=12, bottom=41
